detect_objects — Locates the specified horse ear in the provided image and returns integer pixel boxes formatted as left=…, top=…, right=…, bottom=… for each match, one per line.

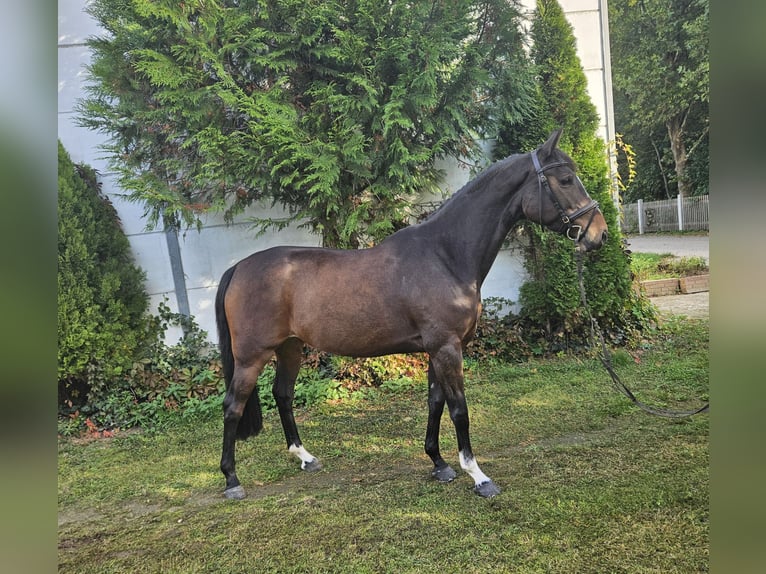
left=540, top=128, right=564, bottom=156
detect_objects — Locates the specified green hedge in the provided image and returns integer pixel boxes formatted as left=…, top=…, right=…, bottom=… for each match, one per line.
left=57, top=141, right=153, bottom=414
left=518, top=137, right=646, bottom=349
left=493, top=0, right=655, bottom=350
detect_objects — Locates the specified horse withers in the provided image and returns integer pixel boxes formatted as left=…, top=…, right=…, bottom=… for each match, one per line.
left=215, top=129, right=608, bottom=499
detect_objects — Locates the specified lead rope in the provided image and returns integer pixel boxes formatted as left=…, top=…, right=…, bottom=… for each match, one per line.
left=575, top=252, right=709, bottom=418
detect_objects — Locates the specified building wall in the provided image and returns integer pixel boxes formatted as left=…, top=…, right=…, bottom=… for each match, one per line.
left=58, top=0, right=612, bottom=343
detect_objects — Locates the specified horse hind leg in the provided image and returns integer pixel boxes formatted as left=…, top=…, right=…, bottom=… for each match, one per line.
left=221, top=351, right=272, bottom=500
left=274, top=338, right=322, bottom=472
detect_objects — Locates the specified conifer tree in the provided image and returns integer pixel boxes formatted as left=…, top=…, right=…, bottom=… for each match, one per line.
left=609, top=0, right=708, bottom=200
left=496, top=0, right=641, bottom=346
left=79, top=0, right=533, bottom=248
left=58, top=142, right=152, bottom=411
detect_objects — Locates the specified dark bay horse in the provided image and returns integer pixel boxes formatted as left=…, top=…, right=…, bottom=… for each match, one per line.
left=215, top=130, right=608, bottom=499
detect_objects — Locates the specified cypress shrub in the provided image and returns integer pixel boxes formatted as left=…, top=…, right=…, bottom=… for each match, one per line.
left=57, top=141, right=153, bottom=414
left=496, top=0, right=652, bottom=350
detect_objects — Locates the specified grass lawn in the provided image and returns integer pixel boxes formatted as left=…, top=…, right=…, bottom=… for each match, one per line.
left=630, top=252, right=709, bottom=282
left=58, top=318, right=708, bottom=573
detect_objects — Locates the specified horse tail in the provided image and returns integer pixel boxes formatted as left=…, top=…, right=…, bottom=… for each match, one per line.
left=215, top=264, right=263, bottom=439
left=215, top=265, right=237, bottom=387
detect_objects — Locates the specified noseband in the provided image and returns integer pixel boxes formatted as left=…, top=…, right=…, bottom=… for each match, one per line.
left=531, top=149, right=600, bottom=243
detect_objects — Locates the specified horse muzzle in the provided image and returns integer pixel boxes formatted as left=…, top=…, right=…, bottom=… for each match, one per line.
left=571, top=207, right=608, bottom=252
left=575, top=228, right=608, bottom=252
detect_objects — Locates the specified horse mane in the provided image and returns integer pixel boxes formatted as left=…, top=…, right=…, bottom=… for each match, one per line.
left=419, top=153, right=524, bottom=223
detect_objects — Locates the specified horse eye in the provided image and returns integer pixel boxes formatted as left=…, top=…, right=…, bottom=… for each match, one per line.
left=561, top=176, right=574, bottom=186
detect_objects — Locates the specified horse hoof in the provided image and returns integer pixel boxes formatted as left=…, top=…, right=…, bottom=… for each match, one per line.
left=474, top=480, right=501, bottom=498
left=224, top=485, right=246, bottom=500
left=431, top=465, right=457, bottom=483
left=302, top=458, right=323, bottom=472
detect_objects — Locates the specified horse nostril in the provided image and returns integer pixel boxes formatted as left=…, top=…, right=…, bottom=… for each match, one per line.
left=601, top=230, right=608, bottom=244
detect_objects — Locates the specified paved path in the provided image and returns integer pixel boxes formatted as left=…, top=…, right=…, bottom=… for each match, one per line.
left=651, top=292, right=709, bottom=319
left=624, top=233, right=709, bottom=262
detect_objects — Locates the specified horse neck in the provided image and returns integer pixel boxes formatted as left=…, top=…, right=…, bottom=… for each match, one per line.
left=418, top=156, right=529, bottom=285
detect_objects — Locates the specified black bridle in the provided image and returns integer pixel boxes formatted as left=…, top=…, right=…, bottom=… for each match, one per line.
left=532, top=149, right=600, bottom=243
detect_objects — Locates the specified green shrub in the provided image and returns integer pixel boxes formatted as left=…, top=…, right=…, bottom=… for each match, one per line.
left=518, top=225, right=654, bottom=351
left=466, top=298, right=531, bottom=362
left=59, top=300, right=226, bottom=435
left=658, top=255, right=708, bottom=277
left=630, top=252, right=708, bottom=281
left=128, top=300, right=223, bottom=405
left=629, top=252, right=669, bottom=281
left=329, top=354, right=428, bottom=389
left=492, top=0, right=654, bottom=351
left=57, top=141, right=154, bottom=415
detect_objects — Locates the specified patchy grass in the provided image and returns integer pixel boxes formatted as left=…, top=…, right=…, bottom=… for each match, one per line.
left=58, top=319, right=708, bottom=573
left=631, top=252, right=709, bottom=282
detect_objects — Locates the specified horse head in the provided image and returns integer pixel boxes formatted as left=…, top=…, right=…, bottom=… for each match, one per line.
left=522, top=129, right=609, bottom=252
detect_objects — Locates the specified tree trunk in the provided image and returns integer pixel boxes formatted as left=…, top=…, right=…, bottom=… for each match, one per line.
left=666, top=115, right=691, bottom=198
left=650, top=136, right=672, bottom=200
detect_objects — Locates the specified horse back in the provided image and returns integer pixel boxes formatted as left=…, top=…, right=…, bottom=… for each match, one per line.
left=223, top=244, right=480, bottom=357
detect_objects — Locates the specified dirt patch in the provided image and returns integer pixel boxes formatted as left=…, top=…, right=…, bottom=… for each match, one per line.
left=58, top=506, right=104, bottom=528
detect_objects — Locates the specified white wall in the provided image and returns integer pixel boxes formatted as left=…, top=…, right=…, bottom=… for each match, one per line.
left=58, top=0, right=613, bottom=344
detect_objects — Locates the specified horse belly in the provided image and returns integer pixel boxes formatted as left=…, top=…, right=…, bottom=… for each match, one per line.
left=289, top=285, right=421, bottom=357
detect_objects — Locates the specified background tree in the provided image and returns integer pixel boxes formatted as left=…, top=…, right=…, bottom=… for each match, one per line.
left=609, top=0, right=709, bottom=200
left=495, top=0, right=639, bottom=346
left=79, top=0, right=533, bottom=248
left=58, top=141, right=153, bottom=414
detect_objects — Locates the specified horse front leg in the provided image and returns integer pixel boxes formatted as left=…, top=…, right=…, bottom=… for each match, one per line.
left=431, top=342, right=501, bottom=498
left=425, top=360, right=457, bottom=483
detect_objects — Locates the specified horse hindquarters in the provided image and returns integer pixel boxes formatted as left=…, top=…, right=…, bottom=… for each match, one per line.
left=216, top=264, right=266, bottom=441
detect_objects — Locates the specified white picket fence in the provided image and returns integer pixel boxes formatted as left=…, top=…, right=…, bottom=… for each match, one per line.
left=621, top=195, right=709, bottom=234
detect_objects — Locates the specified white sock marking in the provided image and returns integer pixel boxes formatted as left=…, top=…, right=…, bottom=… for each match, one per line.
left=288, top=444, right=318, bottom=469
left=459, top=451, right=492, bottom=486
